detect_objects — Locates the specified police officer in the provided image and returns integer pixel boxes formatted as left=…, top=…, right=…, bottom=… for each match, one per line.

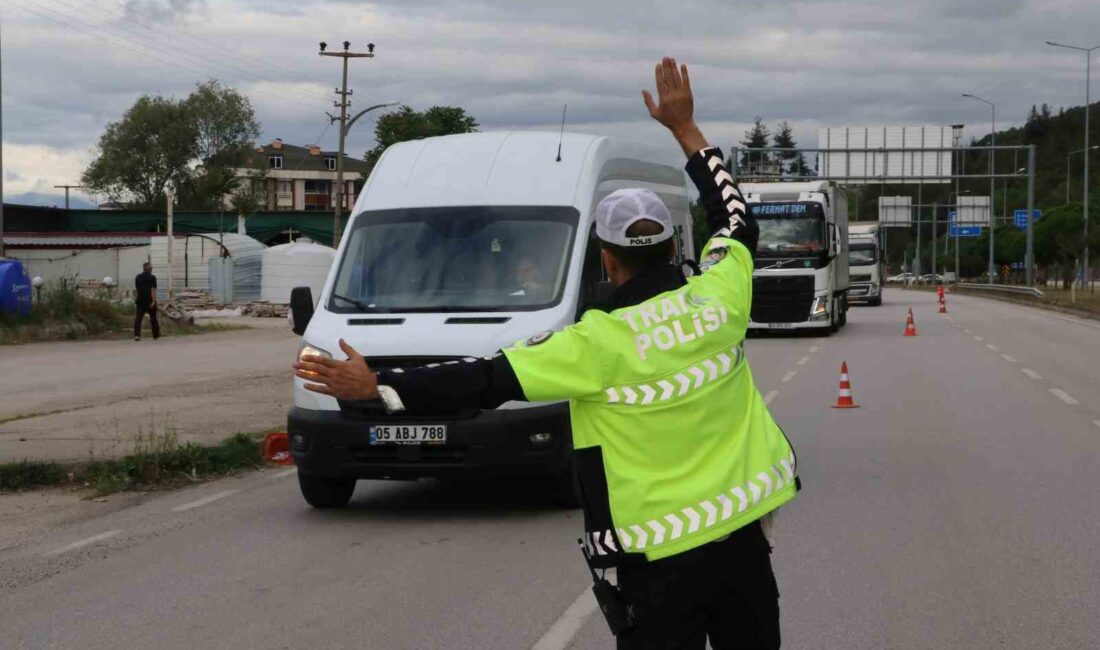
left=294, top=57, right=798, bottom=649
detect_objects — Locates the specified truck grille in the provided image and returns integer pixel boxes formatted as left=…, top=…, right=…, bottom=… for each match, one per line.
left=851, top=274, right=872, bottom=282
left=751, top=276, right=815, bottom=323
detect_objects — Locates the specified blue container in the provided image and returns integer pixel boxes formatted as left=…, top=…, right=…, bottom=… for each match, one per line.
left=0, top=259, right=33, bottom=317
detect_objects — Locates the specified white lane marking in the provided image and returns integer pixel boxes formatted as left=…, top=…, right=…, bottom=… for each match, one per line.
left=1001, top=354, right=1017, bottom=363
left=808, top=346, right=819, bottom=354
left=986, top=344, right=1000, bottom=351
left=1093, top=421, right=1100, bottom=429
left=270, top=468, right=298, bottom=479
left=781, top=371, right=797, bottom=383
left=1011, top=303, right=1100, bottom=331
left=764, top=390, right=779, bottom=405
left=973, top=336, right=984, bottom=342
left=171, top=490, right=239, bottom=513
left=530, top=587, right=599, bottom=650
left=797, top=356, right=810, bottom=366
left=964, top=329, right=973, bottom=334
left=1049, top=389, right=1079, bottom=405
left=43, top=530, right=123, bottom=557
left=1021, top=368, right=1043, bottom=380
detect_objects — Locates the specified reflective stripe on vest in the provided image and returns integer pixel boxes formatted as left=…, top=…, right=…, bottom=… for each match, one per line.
left=605, top=344, right=745, bottom=405
left=613, top=451, right=795, bottom=552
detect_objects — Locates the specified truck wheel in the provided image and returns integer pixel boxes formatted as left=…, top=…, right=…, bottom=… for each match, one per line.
left=839, top=300, right=848, bottom=327
left=298, top=473, right=356, bottom=508
left=869, top=296, right=882, bottom=307
left=829, top=300, right=839, bottom=333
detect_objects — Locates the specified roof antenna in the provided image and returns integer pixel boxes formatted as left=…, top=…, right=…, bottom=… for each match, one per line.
left=556, top=104, right=568, bottom=162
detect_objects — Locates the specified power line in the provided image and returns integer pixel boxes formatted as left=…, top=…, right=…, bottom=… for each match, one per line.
left=24, top=0, right=332, bottom=108
left=49, top=0, right=332, bottom=106
left=78, top=0, right=325, bottom=89
left=10, top=0, right=329, bottom=114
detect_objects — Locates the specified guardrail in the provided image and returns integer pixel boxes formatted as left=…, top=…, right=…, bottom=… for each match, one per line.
left=952, top=282, right=1045, bottom=299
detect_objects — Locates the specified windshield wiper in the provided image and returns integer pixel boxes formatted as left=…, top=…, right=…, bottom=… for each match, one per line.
left=332, top=293, right=376, bottom=312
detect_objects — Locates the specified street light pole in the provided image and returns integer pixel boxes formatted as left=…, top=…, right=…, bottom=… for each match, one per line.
left=1047, top=41, right=1099, bottom=290
left=1066, top=146, right=1099, bottom=203
left=319, top=40, right=375, bottom=247
left=963, top=93, right=996, bottom=284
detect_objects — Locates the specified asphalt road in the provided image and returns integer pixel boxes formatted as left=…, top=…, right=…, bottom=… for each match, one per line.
left=1, top=289, right=1098, bottom=649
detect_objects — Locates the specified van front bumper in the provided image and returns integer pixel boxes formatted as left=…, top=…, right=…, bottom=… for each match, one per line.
left=287, top=403, right=571, bottom=480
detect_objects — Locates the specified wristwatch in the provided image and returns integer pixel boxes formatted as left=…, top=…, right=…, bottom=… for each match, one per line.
left=376, top=385, right=406, bottom=414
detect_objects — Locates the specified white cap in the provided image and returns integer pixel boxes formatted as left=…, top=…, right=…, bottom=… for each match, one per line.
left=595, top=188, right=673, bottom=247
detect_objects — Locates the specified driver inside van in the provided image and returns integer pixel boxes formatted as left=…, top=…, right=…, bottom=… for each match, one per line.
left=509, top=256, right=549, bottom=301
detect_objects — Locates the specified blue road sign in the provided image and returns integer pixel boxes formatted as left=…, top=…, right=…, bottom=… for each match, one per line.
left=949, top=212, right=981, bottom=237
left=1013, top=209, right=1041, bottom=229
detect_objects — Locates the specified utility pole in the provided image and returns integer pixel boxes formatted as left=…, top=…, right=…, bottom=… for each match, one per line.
left=319, top=40, right=375, bottom=247
left=0, top=15, right=5, bottom=259
left=53, top=184, right=81, bottom=210
left=1047, top=41, right=1099, bottom=290
left=962, top=94, right=996, bottom=284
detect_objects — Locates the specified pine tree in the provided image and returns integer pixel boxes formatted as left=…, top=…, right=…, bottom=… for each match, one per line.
left=772, top=121, right=810, bottom=177
left=739, top=116, right=772, bottom=174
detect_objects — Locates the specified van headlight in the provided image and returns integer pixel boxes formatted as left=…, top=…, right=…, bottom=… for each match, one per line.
left=809, top=297, right=829, bottom=321
left=297, top=341, right=332, bottom=363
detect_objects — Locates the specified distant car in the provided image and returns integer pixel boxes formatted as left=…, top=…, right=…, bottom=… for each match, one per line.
left=919, top=273, right=944, bottom=284
left=887, top=273, right=914, bottom=283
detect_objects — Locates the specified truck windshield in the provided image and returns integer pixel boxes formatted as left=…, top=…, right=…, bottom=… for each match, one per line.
left=754, top=202, right=826, bottom=258
left=848, top=243, right=878, bottom=266
left=329, top=206, right=578, bottom=313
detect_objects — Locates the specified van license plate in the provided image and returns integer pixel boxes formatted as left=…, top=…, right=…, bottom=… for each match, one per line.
left=768, top=323, right=795, bottom=329
left=369, top=425, right=447, bottom=445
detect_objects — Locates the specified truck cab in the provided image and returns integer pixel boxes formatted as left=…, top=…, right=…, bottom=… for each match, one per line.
left=847, top=222, right=883, bottom=306
left=740, top=181, right=850, bottom=334
left=286, top=131, right=693, bottom=508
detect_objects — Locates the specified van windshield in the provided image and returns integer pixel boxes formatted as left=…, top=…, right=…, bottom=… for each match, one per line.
left=329, top=206, right=579, bottom=313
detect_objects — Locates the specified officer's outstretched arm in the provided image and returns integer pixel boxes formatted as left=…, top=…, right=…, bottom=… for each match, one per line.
left=643, top=57, right=758, bottom=259
left=363, top=321, right=602, bottom=415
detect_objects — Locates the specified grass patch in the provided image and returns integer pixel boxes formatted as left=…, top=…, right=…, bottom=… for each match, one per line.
left=0, top=431, right=267, bottom=495
left=0, top=277, right=248, bottom=345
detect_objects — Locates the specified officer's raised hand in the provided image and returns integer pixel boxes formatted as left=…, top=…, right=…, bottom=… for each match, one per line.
left=642, top=56, right=707, bottom=156
left=293, top=338, right=379, bottom=400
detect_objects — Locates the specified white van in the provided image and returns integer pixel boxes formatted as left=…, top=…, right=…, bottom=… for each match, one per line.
left=287, top=131, right=693, bottom=507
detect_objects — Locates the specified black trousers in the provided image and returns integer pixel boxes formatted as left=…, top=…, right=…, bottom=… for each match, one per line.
left=134, top=303, right=160, bottom=339
left=615, top=521, right=780, bottom=650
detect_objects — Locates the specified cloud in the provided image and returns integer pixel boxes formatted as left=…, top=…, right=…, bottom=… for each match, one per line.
left=3, top=0, right=1100, bottom=200
left=1, top=143, right=95, bottom=206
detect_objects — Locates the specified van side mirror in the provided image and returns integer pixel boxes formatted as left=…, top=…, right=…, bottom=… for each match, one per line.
left=290, top=286, right=314, bottom=335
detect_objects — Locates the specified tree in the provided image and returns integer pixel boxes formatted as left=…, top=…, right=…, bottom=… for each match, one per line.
left=772, top=121, right=810, bottom=176
left=364, top=105, right=479, bottom=172
left=81, top=80, right=261, bottom=210
left=179, top=80, right=261, bottom=210
left=738, top=116, right=771, bottom=173
left=81, top=95, right=197, bottom=208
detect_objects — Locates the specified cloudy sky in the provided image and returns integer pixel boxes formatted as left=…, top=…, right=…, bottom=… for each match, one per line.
left=2, top=0, right=1099, bottom=207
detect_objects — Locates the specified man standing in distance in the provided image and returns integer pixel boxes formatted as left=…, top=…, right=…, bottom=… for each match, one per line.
left=295, top=58, right=797, bottom=648
left=133, top=261, right=160, bottom=341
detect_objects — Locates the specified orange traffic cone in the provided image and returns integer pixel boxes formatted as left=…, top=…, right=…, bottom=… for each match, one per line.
left=904, top=308, right=918, bottom=336
left=262, top=432, right=295, bottom=466
left=831, top=362, right=860, bottom=409
left=938, top=285, right=947, bottom=314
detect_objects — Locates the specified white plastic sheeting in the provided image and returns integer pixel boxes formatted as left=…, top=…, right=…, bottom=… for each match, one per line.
left=260, top=241, right=335, bottom=305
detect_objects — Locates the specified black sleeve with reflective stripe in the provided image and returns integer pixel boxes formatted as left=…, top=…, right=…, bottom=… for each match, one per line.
left=685, top=146, right=759, bottom=260
left=374, top=354, right=525, bottom=415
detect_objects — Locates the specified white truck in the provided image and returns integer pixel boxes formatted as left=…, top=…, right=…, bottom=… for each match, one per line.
left=741, top=181, right=850, bottom=334
left=847, top=222, right=883, bottom=306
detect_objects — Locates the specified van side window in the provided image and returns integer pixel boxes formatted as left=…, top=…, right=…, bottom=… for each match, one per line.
left=576, top=227, right=609, bottom=320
